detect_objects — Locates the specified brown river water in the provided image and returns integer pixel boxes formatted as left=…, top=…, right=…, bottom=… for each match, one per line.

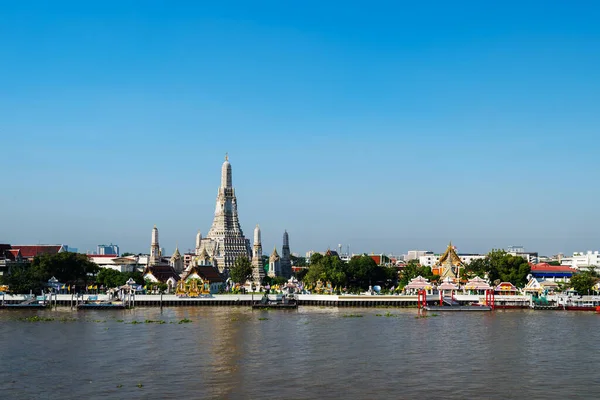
left=0, top=307, right=599, bottom=399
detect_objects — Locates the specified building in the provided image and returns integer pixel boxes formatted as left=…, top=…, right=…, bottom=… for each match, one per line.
left=431, top=243, right=465, bottom=282
left=561, top=251, right=600, bottom=270
left=97, top=244, right=119, bottom=256
left=195, top=155, right=252, bottom=274
left=530, top=263, right=574, bottom=282
left=8, top=244, right=71, bottom=261
left=506, top=246, right=539, bottom=264
left=419, top=248, right=484, bottom=268
left=251, top=225, right=265, bottom=284
left=169, top=246, right=184, bottom=273
left=87, top=254, right=142, bottom=273
left=280, top=230, right=292, bottom=279
left=149, top=225, right=161, bottom=266
left=405, top=250, right=430, bottom=261
left=268, top=247, right=281, bottom=277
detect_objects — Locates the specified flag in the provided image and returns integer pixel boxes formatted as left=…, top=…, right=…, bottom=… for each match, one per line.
left=88, top=285, right=93, bottom=290
left=61, top=285, right=66, bottom=289
left=93, top=285, right=98, bottom=290
left=68, top=285, right=71, bottom=292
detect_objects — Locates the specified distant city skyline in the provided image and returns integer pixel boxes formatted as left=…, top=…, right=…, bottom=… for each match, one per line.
left=2, top=2, right=599, bottom=256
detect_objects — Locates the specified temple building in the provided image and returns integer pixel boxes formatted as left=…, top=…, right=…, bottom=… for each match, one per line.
left=269, top=247, right=281, bottom=277
left=280, top=230, right=292, bottom=279
left=149, top=225, right=162, bottom=266
left=252, top=224, right=265, bottom=284
left=169, top=246, right=184, bottom=273
left=432, top=242, right=465, bottom=282
left=195, top=155, right=252, bottom=274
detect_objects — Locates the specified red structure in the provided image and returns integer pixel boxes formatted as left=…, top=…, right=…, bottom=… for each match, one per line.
left=417, top=289, right=427, bottom=309
left=485, top=289, right=495, bottom=309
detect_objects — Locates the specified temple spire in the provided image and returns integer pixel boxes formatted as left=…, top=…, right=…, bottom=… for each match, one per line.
left=221, top=153, right=232, bottom=188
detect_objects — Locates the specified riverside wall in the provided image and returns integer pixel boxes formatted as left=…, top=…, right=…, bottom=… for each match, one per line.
left=1, top=293, right=533, bottom=308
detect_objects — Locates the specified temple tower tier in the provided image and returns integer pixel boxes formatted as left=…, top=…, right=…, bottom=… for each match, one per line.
left=197, top=155, right=252, bottom=273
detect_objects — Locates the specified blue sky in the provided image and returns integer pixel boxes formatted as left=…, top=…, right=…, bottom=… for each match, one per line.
left=1, top=1, right=599, bottom=257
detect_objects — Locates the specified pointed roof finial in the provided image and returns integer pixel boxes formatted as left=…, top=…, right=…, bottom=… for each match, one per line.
left=225, top=152, right=228, bottom=161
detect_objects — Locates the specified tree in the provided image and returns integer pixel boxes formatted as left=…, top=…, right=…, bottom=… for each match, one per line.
left=464, top=250, right=530, bottom=287
left=229, top=255, right=253, bottom=284
left=486, top=250, right=530, bottom=287
left=290, top=255, right=306, bottom=267
left=121, top=252, right=134, bottom=257
left=347, top=255, right=377, bottom=289
left=570, top=269, right=599, bottom=295
left=96, top=268, right=144, bottom=289
left=31, top=252, right=99, bottom=285
left=399, top=260, right=435, bottom=287
left=464, top=258, right=489, bottom=279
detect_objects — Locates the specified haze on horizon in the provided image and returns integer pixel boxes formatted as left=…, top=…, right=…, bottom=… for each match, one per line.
left=1, top=1, right=599, bottom=257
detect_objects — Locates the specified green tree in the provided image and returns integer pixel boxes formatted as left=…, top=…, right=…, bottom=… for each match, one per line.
left=0, top=263, right=45, bottom=294
left=487, top=250, right=530, bottom=287
left=145, top=279, right=168, bottom=293
left=464, top=258, right=489, bottom=279
left=229, top=255, right=253, bottom=284
left=570, top=269, right=599, bottom=295
left=121, top=252, right=134, bottom=257
left=398, top=260, right=435, bottom=287
left=294, top=268, right=308, bottom=281
left=290, top=255, right=307, bottom=267
left=31, top=252, right=99, bottom=285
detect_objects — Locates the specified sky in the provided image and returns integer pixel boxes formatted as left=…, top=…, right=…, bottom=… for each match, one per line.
left=1, top=1, right=600, bottom=257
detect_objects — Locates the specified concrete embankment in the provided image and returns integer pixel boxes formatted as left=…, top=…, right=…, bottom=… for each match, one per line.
left=1, top=294, right=532, bottom=308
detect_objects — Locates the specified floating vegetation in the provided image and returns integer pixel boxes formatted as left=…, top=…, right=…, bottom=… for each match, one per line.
left=375, top=314, right=383, bottom=317
left=116, top=319, right=124, bottom=323
left=178, top=318, right=192, bottom=324
left=144, top=319, right=165, bottom=324
left=116, top=384, right=123, bottom=388
left=18, top=316, right=54, bottom=322
left=384, top=312, right=397, bottom=318
left=258, top=317, right=269, bottom=321
left=137, top=382, right=143, bottom=388
left=128, top=320, right=141, bottom=324
left=93, top=320, right=106, bottom=323
left=342, top=314, right=363, bottom=318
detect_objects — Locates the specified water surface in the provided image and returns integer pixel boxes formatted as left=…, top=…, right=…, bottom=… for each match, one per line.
left=1, top=307, right=598, bottom=399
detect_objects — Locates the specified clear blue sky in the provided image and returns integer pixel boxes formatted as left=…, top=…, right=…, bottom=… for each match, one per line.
left=1, top=1, right=599, bottom=257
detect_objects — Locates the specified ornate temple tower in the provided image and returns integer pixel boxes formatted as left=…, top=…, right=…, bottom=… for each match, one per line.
left=280, top=230, right=292, bottom=279
left=170, top=246, right=184, bottom=273
left=252, top=224, right=265, bottom=283
left=268, top=247, right=281, bottom=277
left=197, top=154, right=252, bottom=273
left=149, top=225, right=161, bottom=266
left=195, top=231, right=202, bottom=254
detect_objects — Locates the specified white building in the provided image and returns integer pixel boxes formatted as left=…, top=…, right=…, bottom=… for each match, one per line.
left=419, top=252, right=485, bottom=268
left=87, top=254, right=146, bottom=273
left=404, top=250, right=430, bottom=261
left=561, top=251, right=600, bottom=270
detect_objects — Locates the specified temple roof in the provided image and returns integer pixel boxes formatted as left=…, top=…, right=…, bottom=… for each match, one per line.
left=171, top=246, right=181, bottom=259
left=270, top=247, right=280, bottom=261
left=181, top=265, right=224, bottom=283
left=434, top=242, right=464, bottom=268
left=143, top=265, right=180, bottom=283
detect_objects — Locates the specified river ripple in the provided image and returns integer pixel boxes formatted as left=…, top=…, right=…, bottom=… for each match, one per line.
left=0, top=307, right=599, bottom=399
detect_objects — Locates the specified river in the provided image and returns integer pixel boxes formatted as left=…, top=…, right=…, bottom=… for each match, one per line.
left=0, top=307, right=598, bottom=399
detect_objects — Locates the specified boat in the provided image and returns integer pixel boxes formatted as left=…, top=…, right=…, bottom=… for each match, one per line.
left=424, top=304, right=492, bottom=312
left=564, top=297, right=600, bottom=311
left=76, top=295, right=128, bottom=310
left=252, top=294, right=298, bottom=310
